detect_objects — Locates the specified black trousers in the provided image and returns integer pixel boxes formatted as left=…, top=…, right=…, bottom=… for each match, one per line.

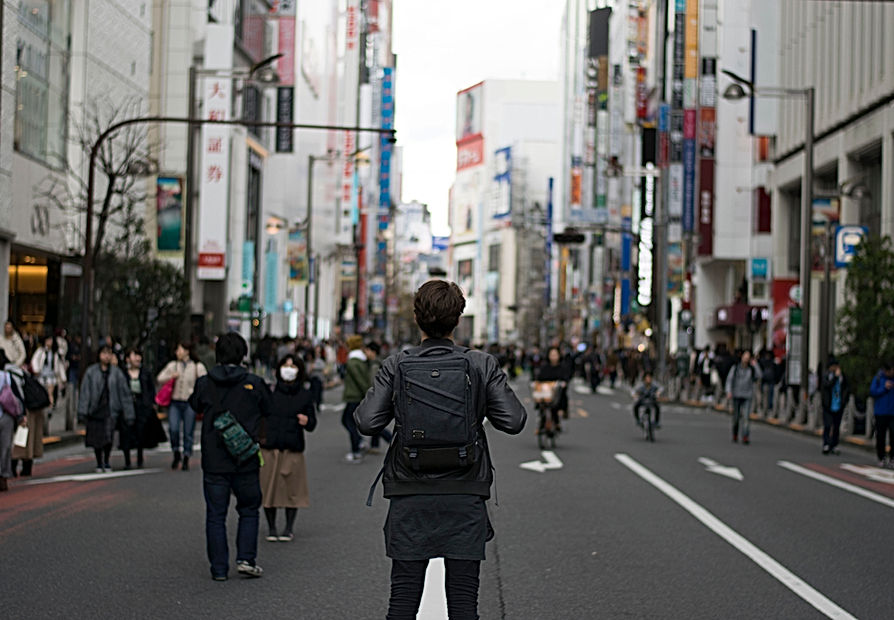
left=875, top=415, right=894, bottom=461
left=386, top=558, right=480, bottom=620
left=822, top=408, right=843, bottom=450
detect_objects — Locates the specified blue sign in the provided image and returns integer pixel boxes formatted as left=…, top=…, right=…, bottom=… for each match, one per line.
left=835, top=225, right=868, bottom=268
left=750, top=258, right=769, bottom=280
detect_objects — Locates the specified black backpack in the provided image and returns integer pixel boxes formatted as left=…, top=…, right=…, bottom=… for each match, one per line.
left=10, top=369, right=50, bottom=410
left=393, top=345, right=480, bottom=472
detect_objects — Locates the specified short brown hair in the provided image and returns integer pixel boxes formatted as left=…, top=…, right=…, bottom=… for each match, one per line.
left=413, top=280, right=465, bottom=338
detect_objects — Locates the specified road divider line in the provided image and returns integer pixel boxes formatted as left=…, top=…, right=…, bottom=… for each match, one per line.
left=778, top=460, right=894, bottom=510
left=418, top=558, right=447, bottom=619
left=615, top=453, right=857, bottom=620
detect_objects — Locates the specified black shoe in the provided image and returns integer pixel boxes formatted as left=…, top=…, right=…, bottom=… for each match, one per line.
left=171, top=451, right=181, bottom=470
left=182, top=456, right=189, bottom=471
left=123, top=464, right=132, bottom=471
left=212, top=575, right=228, bottom=582
left=822, top=445, right=830, bottom=455
left=830, top=448, right=840, bottom=455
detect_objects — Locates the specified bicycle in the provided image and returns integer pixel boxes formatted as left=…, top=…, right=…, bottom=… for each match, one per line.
left=637, top=397, right=658, bottom=442
left=531, top=380, right=565, bottom=450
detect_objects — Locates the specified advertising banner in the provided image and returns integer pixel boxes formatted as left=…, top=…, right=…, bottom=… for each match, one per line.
left=340, top=0, right=360, bottom=232
left=156, top=176, right=182, bottom=252
left=668, top=163, right=684, bottom=218
left=682, top=139, right=696, bottom=231
left=264, top=249, right=278, bottom=313
left=379, top=67, right=395, bottom=218
left=276, top=87, right=294, bottom=153
left=287, top=228, right=309, bottom=285
left=457, top=137, right=484, bottom=171
left=698, top=159, right=714, bottom=255
left=197, top=24, right=233, bottom=280
left=668, top=242, right=684, bottom=294
left=456, top=82, right=483, bottom=144
left=493, top=146, right=511, bottom=221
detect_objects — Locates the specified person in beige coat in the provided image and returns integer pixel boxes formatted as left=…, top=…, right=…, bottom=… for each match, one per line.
left=157, top=341, right=207, bottom=471
left=0, top=321, right=26, bottom=367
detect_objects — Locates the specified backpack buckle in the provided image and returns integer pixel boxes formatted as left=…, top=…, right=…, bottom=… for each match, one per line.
left=412, top=430, right=425, bottom=440
left=458, top=446, right=468, bottom=466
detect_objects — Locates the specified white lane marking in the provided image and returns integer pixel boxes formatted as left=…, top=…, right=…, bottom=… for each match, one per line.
left=574, top=385, right=592, bottom=395
left=596, top=386, right=614, bottom=395
left=615, top=454, right=857, bottom=620
left=610, top=402, right=622, bottom=410
left=520, top=450, right=564, bottom=473
left=23, top=468, right=163, bottom=485
left=779, top=461, right=894, bottom=510
left=698, top=457, right=744, bottom=481
left=840, top=463, right=894, bottom=485
left=418, top=558, right=447, bottom=619
left=319, top=404, right=345, bottom=412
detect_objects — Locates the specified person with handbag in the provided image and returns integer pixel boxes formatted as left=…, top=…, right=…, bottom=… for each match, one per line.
left=123, top=348, right=163, bottom=469
left=259, top=354, right=316, bottom=542
left=157, top=341, right=207, bottom=471
left=0, top=350, right=25, bottom=492
left=188, top=332, right=272, bottom=581
left=77, top=345, right=135, bottom=472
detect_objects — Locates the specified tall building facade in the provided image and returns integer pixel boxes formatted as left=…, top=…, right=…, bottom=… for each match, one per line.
left=0, top=0, right=152, bottom=337
left=448, top=79, right=560, bottom=345
left=767, top=1, right=894, bottom=371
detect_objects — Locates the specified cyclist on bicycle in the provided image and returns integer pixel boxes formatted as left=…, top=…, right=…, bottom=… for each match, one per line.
left=535, top=346, right=571, bottom=433
left=632, top=372, right=663, bottom=428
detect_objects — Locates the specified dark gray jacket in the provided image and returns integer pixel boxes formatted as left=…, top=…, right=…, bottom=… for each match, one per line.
left=354, top=338, right=526, bottom=499
left=726, top=362, right=758, bottom=399
left=77, top=363, right=135, bottom=425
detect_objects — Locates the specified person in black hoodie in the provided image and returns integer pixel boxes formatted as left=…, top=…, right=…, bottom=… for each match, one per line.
left=188, top=332, right=272, bottom=581
left=355, top=280, right=526, bottom=620
left=820, top=357, right=850, bottom=455
left=259, top=354, right=316, bottom=542
left=122, top=347, right=162, bottom=469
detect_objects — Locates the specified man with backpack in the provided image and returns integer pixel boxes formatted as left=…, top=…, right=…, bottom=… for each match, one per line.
left=355, top=280, right=527, bottom=620
left=725, top=349, right=759, bottom=444
left=188, top=332, right=272, bottom=581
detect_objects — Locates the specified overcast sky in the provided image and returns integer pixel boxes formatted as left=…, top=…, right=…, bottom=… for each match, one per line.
left=392, top=0, right=567, bottom=236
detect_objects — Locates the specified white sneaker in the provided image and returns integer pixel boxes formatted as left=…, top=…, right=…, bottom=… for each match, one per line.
left=343, top=452, right=364, bottom=464
left=236, top=560, right=263, bottom=578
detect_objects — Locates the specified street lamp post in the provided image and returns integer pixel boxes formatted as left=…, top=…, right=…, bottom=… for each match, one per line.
left=722, top=70, right=814, bottom=420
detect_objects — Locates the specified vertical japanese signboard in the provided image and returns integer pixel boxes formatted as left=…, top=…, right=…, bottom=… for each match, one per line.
left=273, top=0, right=296, bottom=152
left=341, top=0, right=360, bottom=236
left=698, top=0, right=717, bottom=256
left=197, top=24, right=233, bottom=280
left=379, top=67, right=394, bottom=228
left=682, top=0, right=698, bottom=233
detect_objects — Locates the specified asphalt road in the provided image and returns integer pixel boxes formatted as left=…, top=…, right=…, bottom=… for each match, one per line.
left=1, top=375, right=890, bottom=619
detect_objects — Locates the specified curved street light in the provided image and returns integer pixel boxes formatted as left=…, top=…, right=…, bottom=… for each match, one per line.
left=722, top=68, right=815, bottom=420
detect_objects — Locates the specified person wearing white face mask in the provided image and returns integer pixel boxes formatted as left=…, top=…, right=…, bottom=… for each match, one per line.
left=258, top=354, right=317, bottom=542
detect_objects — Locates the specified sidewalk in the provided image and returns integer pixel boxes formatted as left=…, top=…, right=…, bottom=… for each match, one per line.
left=670, top=394, right=874, bottom=452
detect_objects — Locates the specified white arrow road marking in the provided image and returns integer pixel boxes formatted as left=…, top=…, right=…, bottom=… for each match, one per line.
left=779, top=461, right=894, bottom=510
left=699, top=457, right=744, bottom=481
left=418, top=558, right=447, bottom=619
left=615, top=454, right=857, bottom=620
left=840, top=463, right=894, bottom=485
left=23, top=468, right=163, bottom=485
left=520, top=450, right=564, bottom=473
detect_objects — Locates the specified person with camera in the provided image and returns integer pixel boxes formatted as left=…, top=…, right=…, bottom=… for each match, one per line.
left=355, top=280, right=527, bottom=620
left=188, top=332, right=272, bottom=581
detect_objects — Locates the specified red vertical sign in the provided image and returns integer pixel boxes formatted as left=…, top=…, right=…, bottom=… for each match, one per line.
left=698, top=158, right=714, bottom=256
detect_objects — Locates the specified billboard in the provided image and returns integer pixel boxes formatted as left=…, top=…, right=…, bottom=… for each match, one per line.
left=287, top=227, right=309, bottom=285
left=457, top=136, right=484, bottom=171
left=197, top=24, right=233, bottom=281
left=156, top=176, right=182, bottom=252
left=456, top=83, right=483, bottom=143
left=492, top=146, right=511, bottom=220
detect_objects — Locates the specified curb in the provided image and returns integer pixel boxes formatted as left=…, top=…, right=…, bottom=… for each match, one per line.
left=42, top=430, right=85, bottom=450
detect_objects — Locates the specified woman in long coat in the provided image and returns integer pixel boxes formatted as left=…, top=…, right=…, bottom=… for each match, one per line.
left=77, top=345, right=135, bottom=472
left=259, top=354, right=317, bottom=542
left=123, top=348, right=162, bottom=469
